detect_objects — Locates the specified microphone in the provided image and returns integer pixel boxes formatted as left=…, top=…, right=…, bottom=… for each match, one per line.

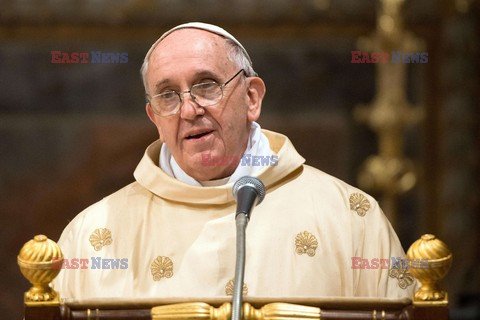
left=233, top=176, right=266, bottom=219
left=231, top=176, right=266, bottom=320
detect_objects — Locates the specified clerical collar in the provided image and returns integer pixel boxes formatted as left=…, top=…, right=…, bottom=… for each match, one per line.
left=159, top=122, right=272, bottom=187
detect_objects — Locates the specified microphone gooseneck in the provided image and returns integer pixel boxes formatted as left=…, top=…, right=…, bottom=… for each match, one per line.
left=231, top=176, right=266, bottom=320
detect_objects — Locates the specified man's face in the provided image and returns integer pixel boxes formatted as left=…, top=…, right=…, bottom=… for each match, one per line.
left=145, top=29, right=265, bottom=181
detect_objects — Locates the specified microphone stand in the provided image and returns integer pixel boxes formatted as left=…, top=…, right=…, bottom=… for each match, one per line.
left=231, top=212, right=248, bottom=320
left=231, top=177, right=265, bottom=320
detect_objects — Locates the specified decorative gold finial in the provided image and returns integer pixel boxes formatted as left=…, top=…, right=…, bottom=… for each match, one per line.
left=406, top=234, right=452, bottom=303
left=17, top=235, right=63, bottom=303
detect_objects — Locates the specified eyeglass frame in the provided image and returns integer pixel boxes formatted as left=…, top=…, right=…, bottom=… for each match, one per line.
left=146, top=69, right=246, bottom=117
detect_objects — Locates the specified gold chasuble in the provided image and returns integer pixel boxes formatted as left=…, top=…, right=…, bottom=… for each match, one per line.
left=53, top=130, right=416, bottom=300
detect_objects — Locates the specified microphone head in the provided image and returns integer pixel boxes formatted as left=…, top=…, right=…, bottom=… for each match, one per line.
left=232, top=176, right=266, bottom=205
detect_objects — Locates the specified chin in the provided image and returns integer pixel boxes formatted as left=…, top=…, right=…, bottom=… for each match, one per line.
left=183, top=162, right=214, bottom=181
left=181, top=152, right=236, bottom=181
left=185, top=164, right=232, bottom=182
left=187, top=170, right=217, bottom=182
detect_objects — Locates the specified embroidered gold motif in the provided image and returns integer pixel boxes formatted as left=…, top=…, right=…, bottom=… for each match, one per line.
left=295, top=231, right=318, bottom=257
left=349, top=193, right=371, bottom=216
left=151, top=256, right=174, bottom=281
left=89, top=228, right=113, bottom=251
left=225, top=279, right=248, bottom=296
left=389, top=267, right=415, bottom=289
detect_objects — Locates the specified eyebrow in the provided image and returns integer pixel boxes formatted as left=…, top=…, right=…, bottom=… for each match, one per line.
left=153, top=70, right=221, bottom=94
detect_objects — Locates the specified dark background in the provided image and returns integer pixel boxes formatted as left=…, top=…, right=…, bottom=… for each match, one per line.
left=1, top=1, right=479, bottom=319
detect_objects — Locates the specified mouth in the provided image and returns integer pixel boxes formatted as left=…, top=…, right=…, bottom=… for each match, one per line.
left=184, top=130, right=214, bottom=141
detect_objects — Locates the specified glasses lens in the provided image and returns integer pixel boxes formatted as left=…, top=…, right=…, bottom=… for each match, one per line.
left=191, top=82, right=222, bottom=107
left=151, top=92, right=180, bottom=116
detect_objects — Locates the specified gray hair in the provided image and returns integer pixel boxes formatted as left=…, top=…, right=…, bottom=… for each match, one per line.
left=140, top=35, right=257, bottom=96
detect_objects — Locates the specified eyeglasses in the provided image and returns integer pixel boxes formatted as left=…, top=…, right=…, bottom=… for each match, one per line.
left=148, top=69, right=245, bottom=117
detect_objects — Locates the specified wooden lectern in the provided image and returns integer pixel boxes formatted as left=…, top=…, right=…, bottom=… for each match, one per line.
left=18, top=234, right=452, bottom=320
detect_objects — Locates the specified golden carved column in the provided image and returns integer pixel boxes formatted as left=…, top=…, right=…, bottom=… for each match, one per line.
left=354, top=0, right=424, bottom=226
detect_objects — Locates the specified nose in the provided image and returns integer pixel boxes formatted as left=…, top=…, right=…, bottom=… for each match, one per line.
left=179, top=91, right=205, bottom=120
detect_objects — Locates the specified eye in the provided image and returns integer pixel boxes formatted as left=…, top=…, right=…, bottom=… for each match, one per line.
left=193, top=82, right=218, bottom=95
left=159, top=91, right=178, bottom=101
left=195, top=82, right=218, bottom=90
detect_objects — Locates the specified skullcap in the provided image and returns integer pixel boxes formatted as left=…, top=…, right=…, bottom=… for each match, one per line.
left=146, top=22, right=252, bottom=65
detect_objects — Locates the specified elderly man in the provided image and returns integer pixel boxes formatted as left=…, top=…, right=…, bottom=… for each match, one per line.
left=53, top=22, right=416, bottom=299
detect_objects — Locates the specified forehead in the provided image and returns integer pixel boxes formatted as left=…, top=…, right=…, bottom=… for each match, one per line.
left=149, top=29, right=233, bottom=79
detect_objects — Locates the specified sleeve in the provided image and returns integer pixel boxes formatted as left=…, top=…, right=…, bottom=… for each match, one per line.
left=51, top=203, right=104, bottom=300
left=51, top=214, right=83, bottom=299
left=352, top=194, right=419, bottom=298
left=51, top=195, right=133, bottom=300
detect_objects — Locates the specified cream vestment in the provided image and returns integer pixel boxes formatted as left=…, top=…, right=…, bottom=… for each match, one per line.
left=53, top=130, right=416, bottom=299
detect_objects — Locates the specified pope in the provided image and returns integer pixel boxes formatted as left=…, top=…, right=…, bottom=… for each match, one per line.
left=53, top=22, right=417, bottom=299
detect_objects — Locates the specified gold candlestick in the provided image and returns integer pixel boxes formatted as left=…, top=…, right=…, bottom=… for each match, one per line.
left=355, top=0, right=424, bottom=225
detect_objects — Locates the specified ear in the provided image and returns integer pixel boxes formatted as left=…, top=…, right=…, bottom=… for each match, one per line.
left=146, top=103, right=164, bottom=141
left=246, top=77, right=266, bottom=122
left=146, top=102, right=156, bottom=123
